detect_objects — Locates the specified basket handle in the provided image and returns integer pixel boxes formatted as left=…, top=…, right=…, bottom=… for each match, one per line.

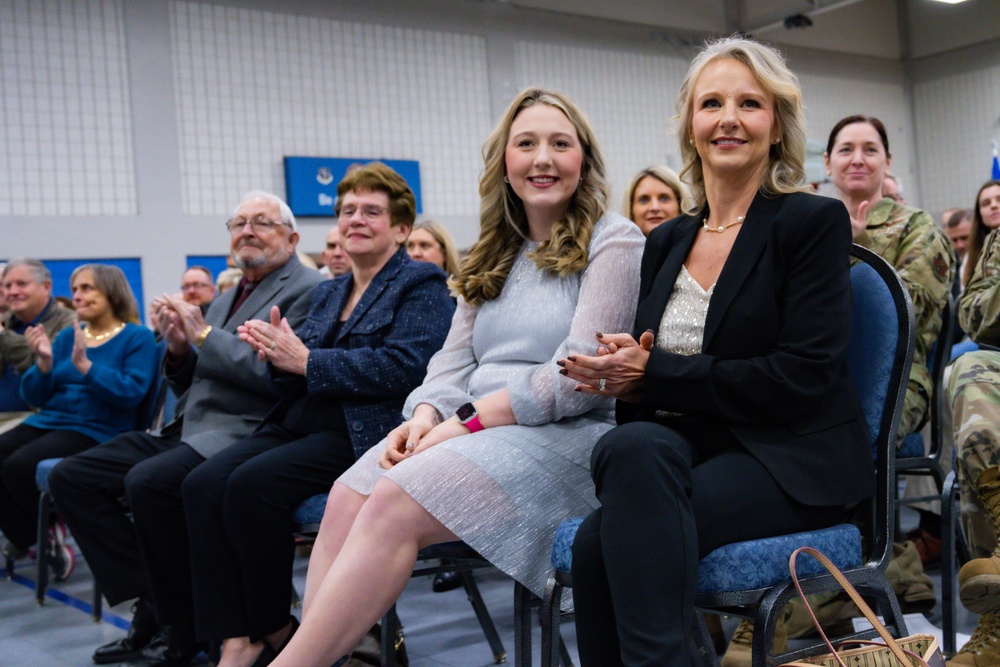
left=787, top=547, right=920, bottom=667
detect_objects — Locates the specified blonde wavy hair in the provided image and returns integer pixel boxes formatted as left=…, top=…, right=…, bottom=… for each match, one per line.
left=452, top=88, right=610, bottom=306
left=675, top=36, right=810, bottom=211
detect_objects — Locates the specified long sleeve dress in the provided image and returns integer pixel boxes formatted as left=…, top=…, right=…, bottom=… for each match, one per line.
left=337, top=212, right=645, bottom=596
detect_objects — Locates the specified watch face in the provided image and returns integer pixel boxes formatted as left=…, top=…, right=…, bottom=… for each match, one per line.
left=456, top=403, right=476, bottom=421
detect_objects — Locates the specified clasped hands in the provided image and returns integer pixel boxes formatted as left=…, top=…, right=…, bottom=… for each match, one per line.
left=378, top=404, right=468, bottom=469
left=556, top=330, right=654, bottom=403
left=237, top=305, right=310, bottom=375
left=25, top=321, right=92, bottom=375
left=152, top=293, right=210, bottom=357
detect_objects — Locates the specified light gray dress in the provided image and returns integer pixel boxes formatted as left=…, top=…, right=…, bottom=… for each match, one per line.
left=338, top=213, right=645, bottom=597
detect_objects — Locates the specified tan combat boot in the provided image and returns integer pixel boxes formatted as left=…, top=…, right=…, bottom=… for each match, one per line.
left=721, top=615, right=789, bottom=667
left=960, top=467, right=1000, bottom=614
left=946, top=613, right=1000, bottom=666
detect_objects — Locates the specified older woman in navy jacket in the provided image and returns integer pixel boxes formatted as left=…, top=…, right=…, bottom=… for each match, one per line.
left=181, top=163, right=454, bottom=667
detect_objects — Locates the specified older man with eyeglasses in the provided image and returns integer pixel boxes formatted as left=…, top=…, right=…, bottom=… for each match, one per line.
left=150, top=267, right=216, bottom=341
left=48, top=191, right=323, bottom=667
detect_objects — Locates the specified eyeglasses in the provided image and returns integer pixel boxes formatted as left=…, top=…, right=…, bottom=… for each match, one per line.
left=338, top=204, right=389, bottom=221
left=225, top=215, right=291, bottom=234
left=181, top=282, right=214, bottom=291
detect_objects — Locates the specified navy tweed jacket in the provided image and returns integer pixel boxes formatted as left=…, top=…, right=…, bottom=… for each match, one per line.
left=268, top=246, right=455, bottom=459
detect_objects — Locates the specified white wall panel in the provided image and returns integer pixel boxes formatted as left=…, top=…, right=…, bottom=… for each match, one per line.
left=170, top=1, right=492, bottom=218
left=0, top=0, right=135, bottom=216
left=914, top=62, right=1000, bottom=216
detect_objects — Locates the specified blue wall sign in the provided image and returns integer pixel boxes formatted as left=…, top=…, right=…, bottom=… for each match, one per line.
left=284, top=156, right=422, bottom=217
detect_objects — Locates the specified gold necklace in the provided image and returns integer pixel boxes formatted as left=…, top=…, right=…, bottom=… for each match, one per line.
left=703, top=214, right=745, bottom=233
left=84, top=322, right=126, bottom=342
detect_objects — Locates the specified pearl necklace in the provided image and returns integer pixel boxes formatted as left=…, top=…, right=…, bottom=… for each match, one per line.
left=702, top=214, right=745, bottom=234
left=84, top=322, right=126, bottom=342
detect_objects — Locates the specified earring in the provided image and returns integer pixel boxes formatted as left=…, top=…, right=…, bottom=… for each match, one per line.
left=503, top=175, right=509, bottom=183
left=689, top=139, right=694, bottom=145
left=773, top=138, right=781, bottom=145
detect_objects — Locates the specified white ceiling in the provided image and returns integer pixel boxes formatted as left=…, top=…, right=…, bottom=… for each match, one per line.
left=503, top=0, right=1000, bottom=60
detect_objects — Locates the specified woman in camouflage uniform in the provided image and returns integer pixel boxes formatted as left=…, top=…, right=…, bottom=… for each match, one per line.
left=944, top=179, right=1000, bottom=667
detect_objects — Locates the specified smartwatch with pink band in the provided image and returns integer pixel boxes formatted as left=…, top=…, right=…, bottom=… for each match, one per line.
left=456, top=402, right=484, bottom=433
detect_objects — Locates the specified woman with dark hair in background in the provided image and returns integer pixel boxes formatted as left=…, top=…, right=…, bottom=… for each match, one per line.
left=963, top=179, right=1000, bottom=288
left=825, top=114, right=953, bottom=572
left=0, top=264, right=157, bottom=578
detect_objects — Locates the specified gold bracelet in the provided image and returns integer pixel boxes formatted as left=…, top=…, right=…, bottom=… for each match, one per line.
left=194, top=325, right=213, bottom=348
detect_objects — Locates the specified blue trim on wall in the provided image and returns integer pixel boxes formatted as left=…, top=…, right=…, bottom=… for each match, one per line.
left=2, top=258, right=146, bottom=326
left=284, top=156, right=422, bottom=216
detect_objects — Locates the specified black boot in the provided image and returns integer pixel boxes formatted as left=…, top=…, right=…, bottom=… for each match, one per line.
left=92, top=595, right=159, bottom=664
left=120, top=623, right=199, bottom=667
left=432, top=563, right=463, bottom=593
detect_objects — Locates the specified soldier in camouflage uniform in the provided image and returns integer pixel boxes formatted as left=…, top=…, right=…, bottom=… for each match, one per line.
left=854, top=196, right=955, bottom=443
left=947, top=215, right=1000, bottom=666
left=723, top=115, right=953, bottom=667
left=857, top=195, right=955, bottom=568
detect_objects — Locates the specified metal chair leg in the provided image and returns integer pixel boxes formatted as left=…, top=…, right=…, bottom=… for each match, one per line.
left=942, top=470, right=960, bottom=655
left=92, top=585, right=103, bottom=622
left=558, top=636, right=574, bottom=667
left=539, top=577, right=563, bottom=667
left=36, top=491, right=52, bottom=605
left=459, top=570, right=507, bottom=662
left=381, top=605, right=399, bottom=667
left=690, top=613, right=721, bottom=667
left=513, top=581, right=534, bottom=667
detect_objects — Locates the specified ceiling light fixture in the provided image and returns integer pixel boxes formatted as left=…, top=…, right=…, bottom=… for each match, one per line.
left=929, top=0, right=969, bottom=4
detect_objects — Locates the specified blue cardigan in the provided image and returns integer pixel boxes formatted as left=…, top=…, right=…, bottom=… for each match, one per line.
left=21, top=324, right=159, bottom=442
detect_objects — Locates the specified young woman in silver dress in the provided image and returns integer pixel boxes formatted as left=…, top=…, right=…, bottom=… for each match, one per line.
left=267, top=87, right=645, bottom=667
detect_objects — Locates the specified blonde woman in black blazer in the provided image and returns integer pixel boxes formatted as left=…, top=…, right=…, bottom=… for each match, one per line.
left=559, top=37, right=872, bottom=666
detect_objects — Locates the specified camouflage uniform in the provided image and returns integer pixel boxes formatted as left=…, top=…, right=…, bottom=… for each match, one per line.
left=950, top=228, right=1000, bottom=557
left=747, top=200, right=950, bottom=662
left=854, top=197, right=955, bottom=443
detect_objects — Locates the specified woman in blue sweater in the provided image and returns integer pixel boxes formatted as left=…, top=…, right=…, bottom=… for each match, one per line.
left=0, top=264, right=157, bottom=576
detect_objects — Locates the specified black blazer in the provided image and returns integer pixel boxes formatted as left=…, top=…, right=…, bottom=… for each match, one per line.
left=617, top=191, right=873, bottom=507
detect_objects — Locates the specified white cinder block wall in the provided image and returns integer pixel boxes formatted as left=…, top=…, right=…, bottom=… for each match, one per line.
left=1, top=0, right=996, bottom=312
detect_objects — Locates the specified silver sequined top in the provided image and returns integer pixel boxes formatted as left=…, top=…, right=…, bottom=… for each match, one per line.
left=655, top=265, right=712, bottom=419
left=337, top=213, right=645, bottom=598
left=656, top=264, right=712, bottom=357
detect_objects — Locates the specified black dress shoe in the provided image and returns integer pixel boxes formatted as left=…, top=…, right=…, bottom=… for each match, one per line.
left=432, top=569, right=463, bottom=593
left=119, top=623, right=199, bottom=667
left=93, top=596, right=159, bottom=664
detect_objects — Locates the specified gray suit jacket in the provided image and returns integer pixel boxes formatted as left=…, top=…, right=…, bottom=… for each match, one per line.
left=166, top=255, right=324, bottom=458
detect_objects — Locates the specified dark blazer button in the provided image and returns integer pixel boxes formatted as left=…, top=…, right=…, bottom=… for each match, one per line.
left=352, top=421, right=364, bottom=432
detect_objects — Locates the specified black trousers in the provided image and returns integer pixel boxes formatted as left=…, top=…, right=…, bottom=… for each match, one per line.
left=571, top=421, right=845, bottom=667
left=0, top=424, right=97, bottom=549
left=47, top=426, right=186, bottom=609
left=181, top=424, right=356, bottom=642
